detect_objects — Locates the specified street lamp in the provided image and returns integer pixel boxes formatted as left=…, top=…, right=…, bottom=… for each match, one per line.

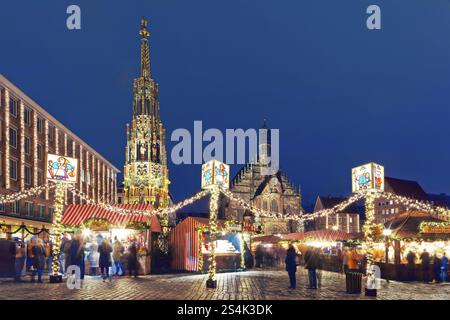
left=382, top=229, right=392, bottom=237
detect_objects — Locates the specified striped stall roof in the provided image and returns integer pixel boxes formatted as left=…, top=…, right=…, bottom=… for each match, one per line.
left=61, top=204, right=152, bottom=226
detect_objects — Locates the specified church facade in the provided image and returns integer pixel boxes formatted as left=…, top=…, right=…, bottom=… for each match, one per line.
left=123, top=18, right=170, bottom=208
left=223, top=122, right=303, bottom=234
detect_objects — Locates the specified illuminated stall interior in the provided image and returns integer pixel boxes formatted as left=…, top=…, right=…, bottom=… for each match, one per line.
left=61, top=204, right=161, bottom=274
left=169, top=217, right=250, bottom=272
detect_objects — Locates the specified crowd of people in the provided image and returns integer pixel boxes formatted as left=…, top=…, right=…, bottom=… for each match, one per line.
left=11, top=231, right=142, bottom=283
left=282, top=244, right=450, bottom=290
left=60, top=231, right=141, bottom=282
left=406, top=249, right=449, bottom=283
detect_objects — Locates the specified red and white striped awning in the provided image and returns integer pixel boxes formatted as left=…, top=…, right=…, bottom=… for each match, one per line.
left=61, top=204, right=152, bottom=227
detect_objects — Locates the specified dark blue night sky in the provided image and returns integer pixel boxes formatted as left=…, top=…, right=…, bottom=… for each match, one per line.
left=1, top=1, right=450, bottom=210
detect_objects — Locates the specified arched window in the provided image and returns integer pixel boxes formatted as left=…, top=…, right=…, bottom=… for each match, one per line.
left=263, top=200, right=268, bottom=211
left=270, top=199, right=279, bottom=213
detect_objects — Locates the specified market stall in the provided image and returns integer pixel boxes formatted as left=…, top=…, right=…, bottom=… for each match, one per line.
left=61, top=204, right=161, bottom=275
left=169, top=216, right=249, bottom=273
left=375, top=211, right=450, bottom=281
left=250, top=230, right=363, bottom=272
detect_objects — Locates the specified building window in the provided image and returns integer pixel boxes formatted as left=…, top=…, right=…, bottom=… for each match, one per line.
left=9, top=159, right=17, bottom=180
left=9, top=98, right=17, bottom=117
left=24, top=108, right=31, bottom=126
left=81, top=168, right=85, bottom=183
left=87, top=172, right=91, bottom=185
left=263, top=200, right=268, bottom=211
left=48, top=126, right=54, bottom=141
left=38, top=205, right=45, bottom=217
left=9, top=127, right=17, bottom=148
left=25, top=166, right=31, bottom=185
left=25, top=202, right=33, bottom=216
left=270, top=199, right=279, bottom=213
left=37, top=144, right=43, bottom=160
left=37, top=117, right=43, bottom=134
left=24, top=136, right=30, bottom=154
left=67, top=139, right=73, bottom=154
left=48, top=207, right=54, bottom=218
left=12, top=200, right=20, bottom=214
left=0, top=203, right=4, bottom=212
left=37, top=170, right=44, bottom=185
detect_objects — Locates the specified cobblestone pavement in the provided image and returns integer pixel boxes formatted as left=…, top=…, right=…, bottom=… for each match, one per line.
left=0, top=269, right=449, bottom=300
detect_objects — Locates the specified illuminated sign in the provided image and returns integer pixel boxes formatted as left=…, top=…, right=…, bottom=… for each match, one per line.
left=46, top=154, right=78, bottom=184
left=352, top=162, right=384, bottom=192
left=201, top=160, right=230, bottom=190
left=420, top=222, right=450, bottom=234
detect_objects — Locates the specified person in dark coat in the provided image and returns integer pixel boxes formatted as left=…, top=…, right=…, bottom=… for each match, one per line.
left=432, top=255, right=441, bottom=283
left=14, top=242, right=26, bottom=282
left=285, top=244, right=298, bottom=289
left=98, top=238, right=112, bottom=281
left=127, top=240, right=139, bottom=278
left=406, top=250, right=417, bottom=281
left=420, top=249, right=431, bottom=283
left=255, top=245, right=263, bottom=268
left=31, top=239, right=46, bottom=283
left=304, top=247, right=321, bottom=289
left=69, top=233, right=85, bottom=280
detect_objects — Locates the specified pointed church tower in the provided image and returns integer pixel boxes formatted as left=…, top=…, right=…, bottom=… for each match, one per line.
left=258, top=119, right=271, bottom=166
left=123, top=18, right=170, bottom=207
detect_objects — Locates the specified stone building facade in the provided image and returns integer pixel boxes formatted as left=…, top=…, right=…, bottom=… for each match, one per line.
left=308, top=196, right=361, bottom=233
left=0, top=74, right=119, bottom=234
left=223, top=122, right=303, bottom=234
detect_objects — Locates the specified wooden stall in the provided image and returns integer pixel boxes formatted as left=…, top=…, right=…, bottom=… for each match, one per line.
left=169, top=217, right=244, bottom=272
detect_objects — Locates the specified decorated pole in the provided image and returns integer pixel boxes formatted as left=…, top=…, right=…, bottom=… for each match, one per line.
left=50, top=181, right=66, bottom=283
left=352, top=162, right=384, bottom=296
left=201, top=159, right=230, bottom=288
left=207, top=185, right=219, bottom=288
left=46, top=153, right=79, bottom=283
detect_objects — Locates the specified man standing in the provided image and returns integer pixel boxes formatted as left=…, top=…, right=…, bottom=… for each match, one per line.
left=304, top=247, right=321, bottom=289
left=406, top=250, right=416, bottom=281
left=128, top=239, right=139, bottom=278
left=420, top=249, right=431, bottom=283
left=285, top=244, right=298, bottom=289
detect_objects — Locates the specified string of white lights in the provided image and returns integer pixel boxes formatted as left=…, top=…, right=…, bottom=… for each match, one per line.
left=0, top=183, right=55, bottom=204
left=67, top=185, right=210, bottom=217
